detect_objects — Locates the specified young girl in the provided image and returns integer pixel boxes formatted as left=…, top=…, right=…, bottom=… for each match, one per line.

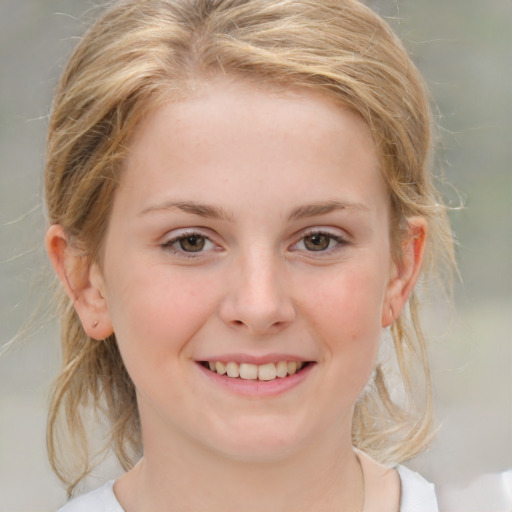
left=44, top=0, right=454, bottom=510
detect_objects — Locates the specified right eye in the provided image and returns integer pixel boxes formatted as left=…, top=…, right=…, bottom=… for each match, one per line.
left=161, top=231, right=217, bottom=256
left=175, top=234, right=207, bottom=252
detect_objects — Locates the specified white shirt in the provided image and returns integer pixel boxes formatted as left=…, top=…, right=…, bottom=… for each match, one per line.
left=438, top=469, right=512, bottom=512
left=57, top=465, right=438, bottom=512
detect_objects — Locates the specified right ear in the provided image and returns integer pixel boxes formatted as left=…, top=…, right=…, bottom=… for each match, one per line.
left=45, top=224, right=114, bottom=340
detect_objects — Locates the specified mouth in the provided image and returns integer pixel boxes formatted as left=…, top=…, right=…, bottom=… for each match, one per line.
left=199, top=360, right=312, bottom=382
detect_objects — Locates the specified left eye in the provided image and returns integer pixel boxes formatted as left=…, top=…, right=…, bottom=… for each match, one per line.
left=293, top=232, right=346, bottom=252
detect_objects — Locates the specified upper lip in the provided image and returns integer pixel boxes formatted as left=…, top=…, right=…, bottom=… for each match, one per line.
left=196, top=353, right=313, bottom=365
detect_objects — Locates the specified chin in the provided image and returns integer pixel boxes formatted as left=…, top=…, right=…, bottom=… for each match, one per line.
left=205, top=416, right=310, bottom=463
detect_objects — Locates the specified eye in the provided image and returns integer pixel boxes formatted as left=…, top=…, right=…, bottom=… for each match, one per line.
left=303, top=233, right=334, bottom=251
left=177, top=234, right=207, bottom=252
left=291, top=230, right=348, bottom=253
left=162, top=231, right=217, bottom=255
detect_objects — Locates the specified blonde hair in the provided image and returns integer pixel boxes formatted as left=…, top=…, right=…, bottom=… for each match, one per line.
left=45, top=0, right=455, bottom=493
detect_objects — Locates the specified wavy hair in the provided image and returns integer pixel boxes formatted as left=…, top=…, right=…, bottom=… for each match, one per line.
left=45, top=0, right=455, bottom=494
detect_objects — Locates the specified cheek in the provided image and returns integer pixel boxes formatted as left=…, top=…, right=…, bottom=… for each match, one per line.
left=310, top=266, right=386, bottom=337
left=104, top=265, right=219, bottom=373
left=303, top=262, right=387, bottom=383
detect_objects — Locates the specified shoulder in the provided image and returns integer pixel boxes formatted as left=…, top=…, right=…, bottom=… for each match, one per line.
left=57, top=481, right=124, bottom=512
left=397, top=465, right=439, bottom=512
left=438, top=469, right=512, bottom=512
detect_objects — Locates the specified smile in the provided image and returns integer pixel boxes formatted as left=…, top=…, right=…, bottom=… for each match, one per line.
left=200, top=360, right=309, bottom=381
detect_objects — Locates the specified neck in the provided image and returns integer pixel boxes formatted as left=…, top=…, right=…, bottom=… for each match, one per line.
left=116, top=421, right=364, bottom=512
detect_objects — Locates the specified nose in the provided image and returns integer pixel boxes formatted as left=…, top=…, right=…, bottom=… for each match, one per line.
left=218, top=249, right=296, bottom=335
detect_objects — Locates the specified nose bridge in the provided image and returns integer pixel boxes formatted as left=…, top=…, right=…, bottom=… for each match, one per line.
left=245, top=246, right=281, bottom=305
left=220, top=242, right=295, bottom=334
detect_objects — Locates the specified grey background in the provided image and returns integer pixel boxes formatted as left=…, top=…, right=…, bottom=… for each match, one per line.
left=1, top=1, right=511, bottom=510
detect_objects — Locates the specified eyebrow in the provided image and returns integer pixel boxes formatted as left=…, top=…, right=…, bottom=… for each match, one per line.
left=138, top=200, right=234, bottom=221
left=139, top=199, right=368, bottom=222
left=287, top=200, right=369, bottom=221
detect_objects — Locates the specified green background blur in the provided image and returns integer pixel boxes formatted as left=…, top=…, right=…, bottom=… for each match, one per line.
left=0, top=1, right=511, bottom=510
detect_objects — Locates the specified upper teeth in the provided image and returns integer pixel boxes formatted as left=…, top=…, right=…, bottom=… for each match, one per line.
left=208, top=361, right=304, bottom=380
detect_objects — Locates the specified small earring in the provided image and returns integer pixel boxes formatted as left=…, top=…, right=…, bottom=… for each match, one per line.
left=389, top=307, right=394, bottom=324
left=92, top=320, right=98, bottom=328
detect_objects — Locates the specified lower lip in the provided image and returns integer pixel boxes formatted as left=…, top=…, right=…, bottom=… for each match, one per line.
left=196, top=362, right=315, bottom=398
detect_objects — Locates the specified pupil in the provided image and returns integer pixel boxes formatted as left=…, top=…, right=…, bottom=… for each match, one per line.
left=180, top=235, right=205, bottom=252
left=305, top=234, right=329, bottom=251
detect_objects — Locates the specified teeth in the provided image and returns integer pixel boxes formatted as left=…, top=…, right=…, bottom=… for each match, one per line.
left=207, top=360, right=307, bottom=380
left=276, top=361, right=288, bottom=378
left=287, top=361, right=297, bottom=375
left=226, top=362, right=240, bottom=378
left=258, top=363, right=277, bottom=381
left=215, top=361, right=227, bottom=375
left=239, top=363, right=258, bottom=380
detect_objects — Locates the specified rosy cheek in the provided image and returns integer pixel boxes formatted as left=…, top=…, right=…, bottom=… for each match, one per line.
left=136, top=275, right=218, bottom=340
left=319, top=277, right=383, bottom=342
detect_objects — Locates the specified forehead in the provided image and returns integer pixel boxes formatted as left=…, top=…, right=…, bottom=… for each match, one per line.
left=128, top=77, right=379, bottom=164
left=119, top=77, right=386, bottom=220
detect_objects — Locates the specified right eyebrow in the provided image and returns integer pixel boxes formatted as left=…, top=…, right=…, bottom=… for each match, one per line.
left=138, top=200, right=234, bottom=222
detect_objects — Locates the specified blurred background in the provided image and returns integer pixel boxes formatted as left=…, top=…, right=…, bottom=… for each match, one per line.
left=0, top=1, right=510, bottom=510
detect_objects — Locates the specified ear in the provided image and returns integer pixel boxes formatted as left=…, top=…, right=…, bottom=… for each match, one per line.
left=382, top=217, right=427, bottom=327
left=45, top=224, right=114, bottom=340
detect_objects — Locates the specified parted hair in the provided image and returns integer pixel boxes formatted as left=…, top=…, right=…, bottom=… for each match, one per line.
left=45, top=0, right=455, bottom=494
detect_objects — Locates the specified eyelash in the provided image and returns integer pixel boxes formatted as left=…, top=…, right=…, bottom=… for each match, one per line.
left=161, top=229, right=349, bottom=258
left=291, top=230, right=349, bottom=255
left=161, top=231, right=216, bottom=258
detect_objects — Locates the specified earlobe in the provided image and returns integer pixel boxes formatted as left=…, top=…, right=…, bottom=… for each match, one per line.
left=45, top=225, right=114, bottom=340
left=382, top=217, right=427, bottom=327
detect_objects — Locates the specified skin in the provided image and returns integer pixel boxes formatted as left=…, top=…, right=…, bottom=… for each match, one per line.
left=47, top=77, right=425, bottom=512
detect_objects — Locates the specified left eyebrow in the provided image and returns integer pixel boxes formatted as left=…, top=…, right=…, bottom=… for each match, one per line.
left=287, top=200, right=369, bottom=221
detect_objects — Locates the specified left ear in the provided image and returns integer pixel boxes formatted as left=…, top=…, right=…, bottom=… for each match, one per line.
left=382, top=217, right=427, bottom=327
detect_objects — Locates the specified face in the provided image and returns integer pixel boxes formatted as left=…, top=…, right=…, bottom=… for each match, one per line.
left=90, top=78, right=409, bottom=462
